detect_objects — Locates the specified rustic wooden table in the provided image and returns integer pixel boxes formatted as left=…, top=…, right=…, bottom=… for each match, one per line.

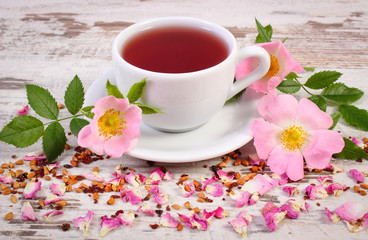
left=0, top=0, right=367, bottom=239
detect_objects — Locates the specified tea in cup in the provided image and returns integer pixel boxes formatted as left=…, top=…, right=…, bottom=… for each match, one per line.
left=112, top=17, right=270, bottom=132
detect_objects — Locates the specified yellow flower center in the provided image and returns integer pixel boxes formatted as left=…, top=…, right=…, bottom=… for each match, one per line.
left=280, top=124, right=306, bottom=151
left=265, top=55, right=280, bottom=77
left=97, top=108, right=126, bottom=140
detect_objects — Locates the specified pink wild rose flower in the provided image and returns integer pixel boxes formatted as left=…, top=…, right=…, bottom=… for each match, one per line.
left=236, top=41, right=304, bottom=94
left=78, top=96, right=142, bottom=158
left=250, top=94, right=344, bottom=181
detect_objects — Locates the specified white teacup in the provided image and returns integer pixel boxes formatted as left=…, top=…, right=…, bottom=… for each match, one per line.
left=112, top=17, right=270, bottom=132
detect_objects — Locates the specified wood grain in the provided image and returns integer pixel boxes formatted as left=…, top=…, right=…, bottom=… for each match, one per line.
left=0, top=0, right=367, bottom=239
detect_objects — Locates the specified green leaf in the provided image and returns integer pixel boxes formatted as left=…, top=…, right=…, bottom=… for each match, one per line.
left=255, top=18, right=272, bottom=43
left=81, top=105, right=95, bottom=119
left=304, top=70, right=342, bottom=90
left=303, top=66, right=315, bottom=71
left=329, top=112, right=341, bottom=130
left=64, top=75, right=85, bottom=115
left=308, top=95, right=327, bottom=112
left=284, top=72, right=301, bottom=81
left=106, top=79, right=124, bottom=99
left=0, top=115, right=44, bottom=148
left=26, top=84, right=59, bottom=120
left=338, top=104, right=368, bottom=131
left=277, top=79, right=301, bottom=94
left=134, top=103, right=163, bottom=114
left=70, top=118, right=90, bottom=136
left=225, top=89, right=246, bottom=104
left=333, top=137, right=368, bottom=160
left=42, top=122, right=66, bottom=163
left=127, top=78, right=147, bottom=103
left=321, top=83, right=364, bottom=104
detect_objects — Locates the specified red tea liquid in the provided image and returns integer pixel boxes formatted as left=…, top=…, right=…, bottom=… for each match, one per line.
left=122, top=26, right=228, bottom=73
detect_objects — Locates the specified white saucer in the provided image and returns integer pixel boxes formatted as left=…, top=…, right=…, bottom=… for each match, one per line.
left=85, top=69, right=262, bottom=163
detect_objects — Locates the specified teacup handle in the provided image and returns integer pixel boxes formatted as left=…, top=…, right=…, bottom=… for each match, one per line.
left=227, top=45, right=270, bottom=99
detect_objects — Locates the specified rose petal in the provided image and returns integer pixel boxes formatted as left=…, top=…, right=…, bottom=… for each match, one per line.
left=305, top=184, right=329, bottom=200
left=349, top=169, right=365, bottom=183
left=217, top=170, right=234, bottom=183
left=326, top=183, right=348, bottom=197
left=160, top=213, right=179, bottom=228
left=282, top=186, right=300, bottom=197
left=18, top=105, right=29, bottom=115
left=21, top=201, right=38, bottom=221
left=83, top=171, right=105, bottom=183
left=262, top=202, right=287, bottom=231
left=205, top=183, right=223, bottom=197
left=50, top=182, right=66, bottom=196
left=154, top=193, right=168, bottom=205
left=99, top=216, right=120, bottom=237
left=296, top=98, right=333, bottom=130
left=230, top=191, right=250, bottom=208
left=334, top=202, right=368, bottom=222
left=44, top=194, right=63, bottom=205
left=180, top=182, right=196, bottom=197
left=0, top=170, right=13, bottom=184
left=117, top=211, right=135, bottom=226
left=74, top=210, right=94, bottom=236
left=229, top=211, right=254, bottom=237
left=24, top=181, right=42, bottom=199
left=43, top=210, right=63, bottom=220
left=137, top=203, right=155, bottom=216
left=126, top=189, right=143, bottom=205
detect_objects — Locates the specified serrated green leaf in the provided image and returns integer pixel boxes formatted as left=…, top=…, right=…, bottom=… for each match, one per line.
left=225, top=89, right=246, bottom=104
left=26, top=84, right=59, bottom=120
left=81, top=105, right=95, bottom=119
left=303, top=66, right=315, bottom=71
left=277, top=79, right=301, bottom=94
left=106, top=79, right=124, bottom=99
left=0, top=115, right=44, bottom=148
left=255, top=18, right=272, bottom=43
left=333, top=137, right=368, bottom=160
left=284, top=72, right=301, bottom=81
left=134, top=103, right=163, bottom=114
left=70, top=118, right=90, bottom=136
left=321, top=83, right=363, bottom=104
left=338, top=104, right=368, bottom=131
left=308, top=95, right=327, bottom=112
left=304, top=70, right=342, bottom=90
left=329, top=112, right=341, bottom=130
left=42, top=122, right=66, bottom=163
left=127, top=78, right=146, bottom=103
left=64, top=75, right=85, bottom=115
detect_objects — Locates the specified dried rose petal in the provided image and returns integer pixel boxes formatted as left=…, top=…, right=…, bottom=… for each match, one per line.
left=21, top=201, right=38, bottom=221
left=126, top=189, right=143, bottom=205
left=24, top=181, right=42, bottom=199
left=50, top=182, right=66, bottom=196
left=349, top=169, right=365, bottom=183
left=113, top=164, right=123, bottom=178
left=325, top=207, right=341, bottom=223
left=249, top=153, right=262, bottom=165
left=0, top=170, right=14, bottom=184
left=352, top=137, right=365, bottom=148
left=241, top=174, right=278, bottom=195
left=44, top=194, right=63, bottom=205
left=124, top=172, right=146, bottom=188
left=73, top=210, right=94, bottom=236
left=146, top=167, right=165, bottom=185
left=345, top=213, right=368, bottom=233
left=326, top=183, right=348, bottom=197
left=146, top=185, right=160, bottom=195
left=83, top=171, right=105, bottom=183
left=163, top=171, right=173, bottom=181
left=178, top=213, right=208, bottom=231
left=217, top=170, right=234, bottom=183
left=200, top=175, right=218, bottom=190
left=107, top=177, right=122, bottom=187
left=120, top=186, right=129, bottom=202
left=160, top=213, right=179, bottom=228
left=270, top=173, right=289, bottom=185
left=46, top=162, right=61, bottom=171
left=262, top=202, right=287, bottom=231
left=249, top=192, right=260, bottom=205
left=305, top=184, right=329, bottom=200
left=17, top=105, right=29, bottom=115
left=230, top=191, right=250, bottom=208
left=229, top=211, right=254, bottom=237
left=43, top=210, right=63, bottom=220
left=137, top=203, right=155, bottom=216
left=205, top=183, right=223, bottom=197
left=117, top=211, right=135, bottom=226
left=334, top=202, right=368, bottom=222
left=22, top=150, right=46, bottom=161
left=180, top=182, right=196, bottom=197
left=280, top=199, right=309, bottom=219
left=203, top=207, right=228, bottom=221
left=99, top=216, right=120, bottom=237
left=154, top=193, right=168, bottom=205
left=317, top=176, right=333, bottom=184
left=282, top=186, right=299, bottom=197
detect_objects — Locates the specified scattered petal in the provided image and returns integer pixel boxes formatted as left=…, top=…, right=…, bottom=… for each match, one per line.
left=21, top=201, right=38, bottom=221
left=0, top=170, right=14, bottom=184
left=160, top=213, right=179, bottom=228
left=17, top=105, right=29, bottom=115
left=349, top=169, right=365, bottom=183
left=154, top=193, right=168, bottom=205
left=280, top=199, right=309, bottom=219
left=282, top=186, right=299, bottom=197
left=249, top=153, right=262, bottom=165
left=205, top=183, right=223, bottom=197
left=145, top=185, right=160, bottom=195
left=22, top=151, right=46, bottom=161
left=334, top=202, right=368, bottom=222
left=305, top=184, right=329, bottom=200
left=126, top=189, right=143, bottom=205
left=147, top=167, right=165, bottom=185
left=325, top=207, right=341, bottom=223
left=99, top=216, right=120, bottom=238
left=241, top=174, right=278, bottom=195
left=180, top=182, right=196, bottom=197
left=229, top=211, right=254, bottom=238
left=163, top=171, right=173, bottom=181
left=124, top=172, right=146, bottom=188
left=200, top=175, right=218, bottom=190
left=137, top=203, right=155, bottom=216
left=43, top=210, right=63, bottom=220
left=217, top=170, right=234, bottom=183
left=44, top=194, right=63, bottom=205
left=345, top=213, right=368, bottom=233
left=262, top=202, right=287, bottom=231
left=230, top=191, right=250, bottom=208
left=326, top=183, right=348, bottom=197
left=117, top=211, right=135, bottom=226
left=203, top=207, right=228, bottom=222
left=83, top=171, right=105, bottom=183
left=249, top=192, right=260, bottom=205
left=178, top=213, right=208, bottom=230
left=50, top=182, right=66, bottom=196
left=23, top=181, right=42, bottom=199
left=73, top=210, right=94, bottom=236
left=113, top=164, right=123, bottom=178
